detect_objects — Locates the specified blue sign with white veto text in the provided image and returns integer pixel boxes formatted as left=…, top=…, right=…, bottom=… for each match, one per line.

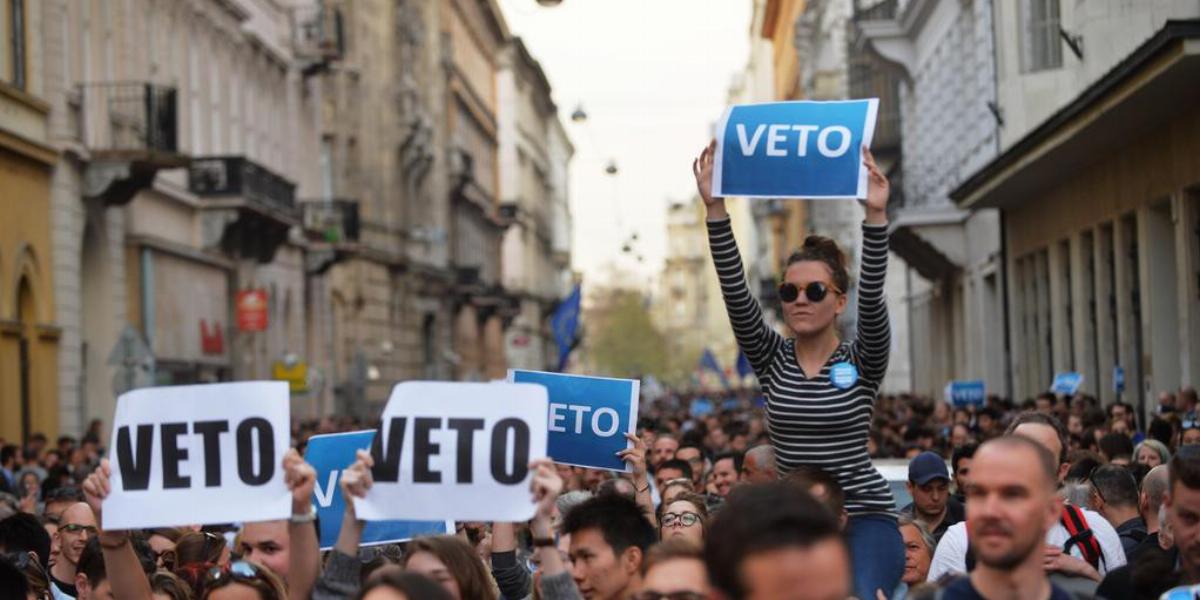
left=947, top=380, right=986, bottom=408
left=714, top=99, right=879, bottom=199
left=304, top=431, right=451, bottom=551
left=509, top=370, right=639, bottom=472
left=1050, top=372, right=1084, bottom=396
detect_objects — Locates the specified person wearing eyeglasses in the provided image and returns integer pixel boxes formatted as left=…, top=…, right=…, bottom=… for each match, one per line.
left=693, top=140, right=900, bottom=600
left=48, top=502, right=96, bottom=599
left=634, top=537, right=710, bottom=600
left=656, top=493, right=706, bottom=545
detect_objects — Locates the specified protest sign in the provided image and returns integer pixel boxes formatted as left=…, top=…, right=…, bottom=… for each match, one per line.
left=508, top=370, right=639, bottom=472
left=102, top=382, right=291, bottom=529
left=944, top=380, right=986, bottom=408
left=353, top=381, right=549, bottom=522
left=713, top=99, right=879, bottom=199
left=1050, top=372, right=1084, bottom=396
left=305, top=431, right=451, bottom=551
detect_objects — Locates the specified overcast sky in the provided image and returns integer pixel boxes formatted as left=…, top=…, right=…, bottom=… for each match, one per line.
left=496, top=0, right=753, bottom=290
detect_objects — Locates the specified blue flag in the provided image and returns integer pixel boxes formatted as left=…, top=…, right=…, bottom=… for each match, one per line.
left=699, top=348, right=731, bottom=390
left=714, top=99, right=879, bottom=199
left=735, top=350, right=753, bottom=378
left=551, top=284, right=582, bottom=371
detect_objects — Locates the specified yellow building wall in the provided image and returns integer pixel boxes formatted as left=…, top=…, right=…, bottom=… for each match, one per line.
left=0, top=143, right=59, bottom=442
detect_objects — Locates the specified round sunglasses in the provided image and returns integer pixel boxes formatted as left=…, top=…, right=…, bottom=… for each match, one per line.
left=778, top=281, right=841, bottom=303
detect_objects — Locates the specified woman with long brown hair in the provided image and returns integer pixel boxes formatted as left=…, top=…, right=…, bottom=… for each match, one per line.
left=403, top=535, right=498, bottom=600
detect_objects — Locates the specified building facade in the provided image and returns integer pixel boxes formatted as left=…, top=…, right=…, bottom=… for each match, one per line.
left=498, top=38, right=573, bottom=372
left=952, top=5, right=1200, bottom=416
left=1, top=0, right=61, bottom=442
left=858, top=0, right=1006, bottom=398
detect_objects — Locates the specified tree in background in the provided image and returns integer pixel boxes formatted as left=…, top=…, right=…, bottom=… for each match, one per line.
left=583, top=286, right=668, bottom=380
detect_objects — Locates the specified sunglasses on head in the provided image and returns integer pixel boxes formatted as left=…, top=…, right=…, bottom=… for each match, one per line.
left=778, top=281, right=840, bottom=303
left=204, top=560, right=279, bottom=597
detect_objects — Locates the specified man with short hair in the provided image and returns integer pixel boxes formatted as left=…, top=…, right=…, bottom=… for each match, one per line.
left=939, top=436, right=1072, bottom=599
left=740, top=445, right=777, bottom=484
left=639, top=538, right=710, bottom=599
left=928, top=412, right=1126, bottom=583
left=653, top=459, right=692, bottom=496
left=0, top=444, right=19, bottom=494
left=673, top=444, right=706, bottom=491
left=1133, top=464, right=1169, bottom=561
left=951, top=443, right=977, bottom=503
left=649, top=435, right=679, bottom=472
left=710, top=452, right=741, bottom=498
left=1098, top=433, right=1133, bottom=465
left=705, top=482, right=850, bottom=600
left=902, top=451, right=964, bottom=543
left=786, top=466, right=848, bottom=530
left=1088, top=465, right=1146, bottom=557
left=562, top=492, right=657, bottom=600
left=50, top=502, right=97, bottom=599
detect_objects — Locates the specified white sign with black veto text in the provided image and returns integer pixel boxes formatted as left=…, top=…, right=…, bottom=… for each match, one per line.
left=353, top=381, right=549, bottom=522
left=102, top=382, right=292, bottom=529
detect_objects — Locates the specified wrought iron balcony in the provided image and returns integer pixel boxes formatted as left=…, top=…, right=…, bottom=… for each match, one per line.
left=189, top=156, right=299, bottom=263
left=74, top=82, right=188, bottom=205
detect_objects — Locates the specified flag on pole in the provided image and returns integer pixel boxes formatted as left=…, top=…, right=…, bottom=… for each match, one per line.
left=735, top=350, right=753, bottom=378
left=551, top=284, right=582, bottom=372
left=699, top=348, right=731, bottom=390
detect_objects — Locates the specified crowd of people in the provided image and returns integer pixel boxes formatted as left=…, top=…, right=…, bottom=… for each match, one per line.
left=2, top=390, right=1200, bottom=599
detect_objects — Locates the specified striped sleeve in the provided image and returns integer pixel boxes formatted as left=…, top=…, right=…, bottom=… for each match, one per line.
left=706, top=217, right=784, bottom=381
left=853, top=222, right=891, bottom=383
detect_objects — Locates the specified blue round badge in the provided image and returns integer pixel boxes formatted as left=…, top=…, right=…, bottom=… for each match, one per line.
left=830, top=362, right=859, bottom=389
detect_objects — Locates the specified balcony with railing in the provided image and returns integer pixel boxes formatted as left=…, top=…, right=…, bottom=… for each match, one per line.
left=188, top=156, right=299, bottom=262
left=298, top=198, right=361, bottom=274
left=73, top=82, right=188, bottom=205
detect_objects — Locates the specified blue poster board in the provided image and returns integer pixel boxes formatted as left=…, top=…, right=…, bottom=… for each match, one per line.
left=1050, top=372, right=1084, bottom=396
left=714, top=99, right=879, bottom=199
left=304, top=431, right=451, bottom=550
left=508, top=370, right=639, bottom=472
left=945, top=380, right=986, bottom=408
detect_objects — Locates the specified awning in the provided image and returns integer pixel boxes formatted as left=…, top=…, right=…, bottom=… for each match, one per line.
left=888, top=205, right=967, bottom=282
left=951, top=20, right=1200, bottom=210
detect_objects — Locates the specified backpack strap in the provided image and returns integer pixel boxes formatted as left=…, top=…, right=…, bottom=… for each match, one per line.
left=1060, top=505, right=1104, bottom=571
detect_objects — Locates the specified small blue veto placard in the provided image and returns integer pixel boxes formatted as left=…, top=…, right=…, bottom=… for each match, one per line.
left=1050, top=372, right=1084, bottom=396
left=714, top=99, right=879, bottom=199
left=946, top=380, right=986, bottom=408
left=304, top=431, right=451, bottom=551
left=509, top=370, right=639, bottom=472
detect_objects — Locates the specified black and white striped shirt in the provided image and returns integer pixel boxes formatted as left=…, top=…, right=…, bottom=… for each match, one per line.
left=707, top=217, right=895, bottom=516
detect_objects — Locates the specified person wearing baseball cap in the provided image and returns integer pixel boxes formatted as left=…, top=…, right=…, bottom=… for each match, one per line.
left=903, top=451, right=964, bottom=543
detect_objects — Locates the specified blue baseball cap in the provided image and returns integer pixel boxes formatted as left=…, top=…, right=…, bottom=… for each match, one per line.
left=908, top=451, right=950, bottom=486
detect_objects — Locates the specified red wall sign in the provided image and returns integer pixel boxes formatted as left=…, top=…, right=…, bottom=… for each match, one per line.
left=236, top=289, right=269, bottom=332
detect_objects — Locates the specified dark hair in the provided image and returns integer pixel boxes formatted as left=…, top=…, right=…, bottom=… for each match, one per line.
left=0, top=558, right=29, bottom=598
left=77, top=537, right=107, bottom=588
left=1005, top=411, right=1068, bottom=466
left=951, top=443, right=978, bottom=473
left=596, top=477, right=637, bottom=501
left=1091, top=465, right=1139, bottom=508
left=784, top=466, right=845, bottom=517
left=713, top=451, right=744, bottom=474
left=0, top=512, right=51, bottom=568
left=405, top=536, right=497, bottom=600
left=705, top=482, right=842, bottom=599
left=175, top=531, right=226, bottom=567
left=44, top=486, right=85, bottom=504
left=1169, top=445, right=1200, bottom=492
left=561, top=493, right=656, bottom=558
left=1098, top=433, right=1134, bottom=462
left=676, top=442, right=706, bottom=459
left=785, top=235, right=850, bottom=294
left=150, top=571, right=194, bottom=600
left=1149, top=418, right=1174, bottom=448
left=1065, top=451, right=1104, bottom=482
left=657, top=458, right=694, bottom=482
left=357, top=567, right=453, bottom=600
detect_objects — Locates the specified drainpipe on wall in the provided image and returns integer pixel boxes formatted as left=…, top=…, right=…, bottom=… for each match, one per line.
left=140, top=247, right=157, bottom=384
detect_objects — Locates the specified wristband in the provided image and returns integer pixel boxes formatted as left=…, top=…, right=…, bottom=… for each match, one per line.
left=290, top=504, right=318, bottom=524
left=532, top=537, right=557, bottom=548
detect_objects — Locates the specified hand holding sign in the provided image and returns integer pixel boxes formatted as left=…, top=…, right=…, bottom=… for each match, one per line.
left=692, top=140, right=725, bottom=219
left=616, top=433, right=648, bottom=481
left=529, top=458, right=563, bottom=522
left=283, top=449, right=317, bottom=514
left=341, top=449, right=374, bottom=513
left=82, top=459, right=113, bottom=524
left=862, top=146, right=890, bottom=224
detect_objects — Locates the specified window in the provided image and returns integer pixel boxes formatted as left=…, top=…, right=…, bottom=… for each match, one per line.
left=1022, top=0, right=1062, bottom=72
left=8, top=0, right=26, bottom=89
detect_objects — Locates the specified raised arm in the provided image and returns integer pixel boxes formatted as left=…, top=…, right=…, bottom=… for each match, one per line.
left=283, top=449, right=321, bottom=600
left=853, top=147, right=892, bottom=384
left=82, top=459, right=153, bottom=600
left=694, top=141, right=785, bottom=377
